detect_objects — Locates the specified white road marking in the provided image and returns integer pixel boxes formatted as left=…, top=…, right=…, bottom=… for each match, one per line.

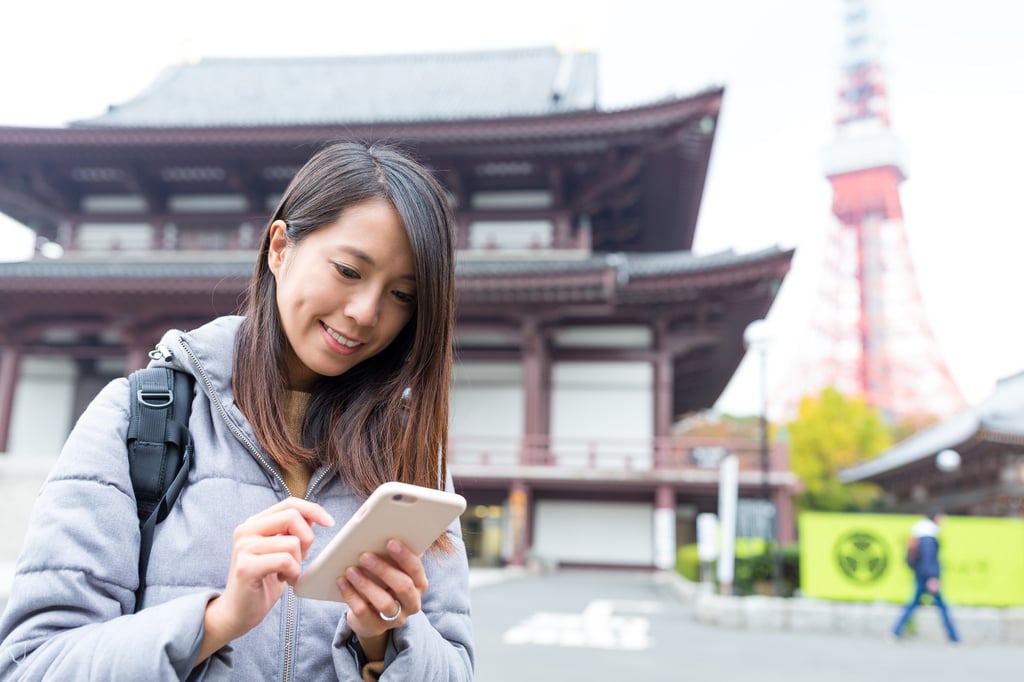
left=502, top=599, right=661, bottom=650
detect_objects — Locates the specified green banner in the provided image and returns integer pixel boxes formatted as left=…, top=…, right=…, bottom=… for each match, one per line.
left=799, top=512, right=1024, bottom=606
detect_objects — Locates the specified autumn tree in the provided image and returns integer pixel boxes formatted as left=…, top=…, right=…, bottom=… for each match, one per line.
left=786, top=387, right=891, bottom=511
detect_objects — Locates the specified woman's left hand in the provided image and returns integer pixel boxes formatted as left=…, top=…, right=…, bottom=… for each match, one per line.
left=337, top=538, right=429, bottom=641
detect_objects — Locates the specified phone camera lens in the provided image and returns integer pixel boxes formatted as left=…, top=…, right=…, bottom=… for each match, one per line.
left=393, top=494, right=403, bottom=501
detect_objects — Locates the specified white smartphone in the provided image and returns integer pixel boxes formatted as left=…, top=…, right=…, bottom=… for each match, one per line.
left=294, top=481, right=467, bottom=602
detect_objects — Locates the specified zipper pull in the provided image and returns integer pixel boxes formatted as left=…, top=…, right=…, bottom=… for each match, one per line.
left=148, top=343, right=173, bottom=362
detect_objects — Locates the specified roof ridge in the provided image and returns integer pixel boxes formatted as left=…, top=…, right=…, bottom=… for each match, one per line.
left=69, top=46, right=603, bottom=128
left=190, top=45, right=587, bottom=67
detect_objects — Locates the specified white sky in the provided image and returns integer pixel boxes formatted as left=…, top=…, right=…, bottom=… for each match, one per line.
left=0, top=0, right=1021, bottom=417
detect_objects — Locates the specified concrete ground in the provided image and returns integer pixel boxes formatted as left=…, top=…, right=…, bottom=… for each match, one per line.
left=470, top=568, right=1020, bottom=682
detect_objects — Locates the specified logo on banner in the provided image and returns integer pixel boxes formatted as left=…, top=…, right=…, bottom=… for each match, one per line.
left=834, top=530, right=888, bottom=584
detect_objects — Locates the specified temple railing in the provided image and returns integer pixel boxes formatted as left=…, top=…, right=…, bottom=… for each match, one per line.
left=448, top=434, right=787, bottom=475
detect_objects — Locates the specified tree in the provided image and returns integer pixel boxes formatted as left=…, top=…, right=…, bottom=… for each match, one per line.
left=786, top=387, right=891, bottom=511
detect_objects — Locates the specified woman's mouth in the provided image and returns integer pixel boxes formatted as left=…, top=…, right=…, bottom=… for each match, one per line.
left=322, top=322, right=362, bottom=348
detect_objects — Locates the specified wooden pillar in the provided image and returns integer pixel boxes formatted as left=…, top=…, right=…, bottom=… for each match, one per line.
left=654, top=484, right=676, bottom=570
left=552, top=210, right=572, bottom=250
left=653, top=320, right=674, bottom=466
left=151, top=218, right=166, bottom=251
left=773, top=477, right=795, bottom=545
left=56, top=219, right=74, bottom=250
left=445, top=170, right=471, bottom=251
left=454, top=214, right=471, bottom=251
left=521, top=319, right=550, bottom=463
left=507, top=479, right=531, bottom=567
left=0, top=346, right=23, bottom=453
left=574, top=217, right=592, bottom=252
left=654, top=353, right=673, bottom=430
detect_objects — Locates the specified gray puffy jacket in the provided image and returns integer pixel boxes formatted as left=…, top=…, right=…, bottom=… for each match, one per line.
left=0, top=316, right=474, bottom=680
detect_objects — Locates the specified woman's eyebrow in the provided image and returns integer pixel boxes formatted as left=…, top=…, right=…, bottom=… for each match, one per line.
left=337, top=247, right=415, bottom=282
left=337, top=246, right=374, bottom=264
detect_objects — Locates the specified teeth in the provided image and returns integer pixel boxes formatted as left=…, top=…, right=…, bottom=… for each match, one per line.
left=324, top=324, right=360, bottom=348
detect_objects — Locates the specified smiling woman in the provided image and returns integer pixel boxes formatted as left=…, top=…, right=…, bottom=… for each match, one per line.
left=0, top=140, right=472, bottom=681
left=267, top=199, right=418, bottom=391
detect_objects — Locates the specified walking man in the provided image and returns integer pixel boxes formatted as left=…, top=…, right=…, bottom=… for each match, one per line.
left=892, top=512, right=959, bottom=642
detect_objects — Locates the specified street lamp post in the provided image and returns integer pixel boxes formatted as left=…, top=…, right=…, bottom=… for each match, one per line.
left=935, top=448, right=961, bottom=513
left=744, top=319, right=783, bottom=596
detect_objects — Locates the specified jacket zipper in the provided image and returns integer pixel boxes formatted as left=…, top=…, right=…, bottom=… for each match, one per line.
left=280, top=468, right=336, bottom=678
left=175, top=340, right=291, bottom=493
left=175, top=338, right=299, bottom=681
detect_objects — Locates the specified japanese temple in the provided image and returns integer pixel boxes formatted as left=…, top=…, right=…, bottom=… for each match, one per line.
left=840, top=371, right=1024, bottom=518
left=0, top=47, right=795, bottom=568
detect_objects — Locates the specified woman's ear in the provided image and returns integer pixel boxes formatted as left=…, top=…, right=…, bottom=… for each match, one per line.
left=267, top=220, right=290, bottom=276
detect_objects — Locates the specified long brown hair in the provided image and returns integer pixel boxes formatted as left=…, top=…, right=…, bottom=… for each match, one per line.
left=234, top=140, right=455, bottom=502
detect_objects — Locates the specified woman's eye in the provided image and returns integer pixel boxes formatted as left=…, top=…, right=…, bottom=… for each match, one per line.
left=393, top=290, right=416, bottom=304
left=335, top=264, right=360, bottom=279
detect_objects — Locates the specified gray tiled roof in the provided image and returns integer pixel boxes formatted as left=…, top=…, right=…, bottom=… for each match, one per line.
left=839, top=371, right=1024, bottom=482
left=73, top=47, right=599, bottom=128
left=0, top=247, right=787, bottom=283
left=456, top=247, right=787, bottom=277
left=0, top=260, right=253, bottom=279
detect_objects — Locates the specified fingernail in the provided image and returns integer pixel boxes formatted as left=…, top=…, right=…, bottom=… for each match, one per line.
left=360, top=553, right=378, bottom=568
left=346, top=567, right=362, bottom=582
left=337, top=578, right=350, bottom=591
left=387, top=540, right=402, bottom=555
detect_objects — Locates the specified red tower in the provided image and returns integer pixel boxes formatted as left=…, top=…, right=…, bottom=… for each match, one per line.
left=785, top=0, right=965, bottom=421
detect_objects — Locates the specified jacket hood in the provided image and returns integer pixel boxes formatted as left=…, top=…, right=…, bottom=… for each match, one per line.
left=150, top=315, right=244, bottom=395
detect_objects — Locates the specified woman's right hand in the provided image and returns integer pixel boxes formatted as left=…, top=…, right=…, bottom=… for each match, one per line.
left=197, top=497, right=334, bottom=664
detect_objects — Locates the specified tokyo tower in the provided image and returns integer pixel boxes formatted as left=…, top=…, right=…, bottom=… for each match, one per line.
left=785, top=0, right=965, bottom=421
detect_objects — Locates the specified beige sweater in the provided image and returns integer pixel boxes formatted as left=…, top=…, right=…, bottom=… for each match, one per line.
left=280, top=391, right=313, bottom=497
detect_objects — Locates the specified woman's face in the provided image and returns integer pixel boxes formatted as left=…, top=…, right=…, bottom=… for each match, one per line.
left=268, top=198, right=417, bottom=391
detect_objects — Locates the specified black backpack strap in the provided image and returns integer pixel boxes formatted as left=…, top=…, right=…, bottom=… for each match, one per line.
left=127, top=367, right=194, bottom=607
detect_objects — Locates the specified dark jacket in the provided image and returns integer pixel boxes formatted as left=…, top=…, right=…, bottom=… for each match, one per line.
left=913, top=534, right=942, bottom=580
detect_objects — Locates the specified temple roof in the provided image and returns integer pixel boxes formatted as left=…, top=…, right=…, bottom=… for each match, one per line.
left=73, top=48, right=599, bottom=128
left=840, top=371, right=1024, bottom=483
left=0, top=245, right=791, bottom=417
left=0, top=246, right=791, bottom=303
left=0, top=87, right=722, bottom=252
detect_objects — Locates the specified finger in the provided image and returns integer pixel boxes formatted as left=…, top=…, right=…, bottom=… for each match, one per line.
left=344, top=566, right=408, bottom=623
left=236, top=508, right=322, bottom=555
left=233, top=551, right=303, bottom=585
left=251, top=497, right=335, bottom=529
left=355, top=553, right=423, bottom=617
left=237, top=534, right=303, bottom=564
left=383, top=540, right=429, bottom=592
left=336, top=576, right=379, bottom=614
left=337, top=575, right=394, bottom=633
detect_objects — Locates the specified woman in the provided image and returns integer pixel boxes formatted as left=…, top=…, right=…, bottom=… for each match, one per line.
left=0, top=141, right=473, bottom=680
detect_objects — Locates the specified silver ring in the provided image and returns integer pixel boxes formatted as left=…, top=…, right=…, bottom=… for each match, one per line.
left=379, top=600, right=402, bottom=622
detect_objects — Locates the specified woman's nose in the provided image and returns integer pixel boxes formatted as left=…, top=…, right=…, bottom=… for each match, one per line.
left=345, top=289, right=380, bottom=327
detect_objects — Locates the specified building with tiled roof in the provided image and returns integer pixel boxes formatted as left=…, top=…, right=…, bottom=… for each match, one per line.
left=0, top=47, right=795, bottom=569
left=840, top=371, right=1024, bottom=517
left=74, top=48, right=600, bottom=127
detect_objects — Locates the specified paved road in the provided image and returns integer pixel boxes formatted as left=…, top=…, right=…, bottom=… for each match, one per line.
left=470, top=569, right=1018, bottom=682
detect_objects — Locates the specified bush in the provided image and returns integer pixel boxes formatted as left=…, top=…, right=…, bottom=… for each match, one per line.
left=676, top=540, right=801, bottom=597
left=676, top=544, right=701, bottom=581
